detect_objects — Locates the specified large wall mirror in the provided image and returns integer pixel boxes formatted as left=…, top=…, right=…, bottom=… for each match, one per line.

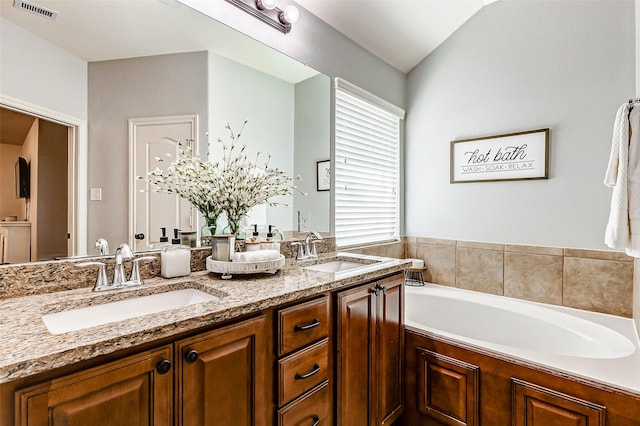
left=0, top=0, right=330, bottom=263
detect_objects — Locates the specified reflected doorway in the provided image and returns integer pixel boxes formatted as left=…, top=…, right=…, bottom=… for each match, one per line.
left=0, top=106, right=71, bottom=262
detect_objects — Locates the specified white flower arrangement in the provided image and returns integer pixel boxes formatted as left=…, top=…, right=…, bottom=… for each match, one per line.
left=145, top=120, right=301, bottom=236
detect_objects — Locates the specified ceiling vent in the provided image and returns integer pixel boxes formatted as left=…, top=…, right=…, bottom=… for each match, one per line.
left=13, top=0, right=58, bottom=21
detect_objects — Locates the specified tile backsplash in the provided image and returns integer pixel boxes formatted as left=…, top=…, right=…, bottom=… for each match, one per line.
left=348, top=236, right=635, bottom=318
left=407, top=237, right=634, bottom=317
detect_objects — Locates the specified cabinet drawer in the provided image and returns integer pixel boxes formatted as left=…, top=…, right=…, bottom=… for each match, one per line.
left=279, top=338, right=329, bottom=406
left=278, top=296, right=329, bottom=356
left=278, top=380, right=332, bottom=426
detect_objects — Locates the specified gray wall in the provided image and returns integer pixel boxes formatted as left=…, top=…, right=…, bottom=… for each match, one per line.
left=294, top=74, right=331, bottom=233
left=405, top=0, right=635, bottom=250
left=208, top=53, right=295, bottom=232
left=88, top=52, right=209, bottom=248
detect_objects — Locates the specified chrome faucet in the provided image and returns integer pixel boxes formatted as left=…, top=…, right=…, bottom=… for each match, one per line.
left=95, top=238, right=109, bottom=255
left=292, top=231, right=323, bottom=260
left=113, top=243, right=134, bottom=286
left=77, top=243, right=155, bottom=291
left=305, top=231, right=323, bottom=259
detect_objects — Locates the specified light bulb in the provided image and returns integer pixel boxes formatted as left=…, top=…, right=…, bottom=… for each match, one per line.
left=279, top=5, right=299, bottom=24
left=256, top=0, right=277, bottom=10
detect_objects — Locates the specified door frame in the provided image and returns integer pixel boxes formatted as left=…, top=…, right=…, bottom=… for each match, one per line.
left=0, top=94, right=85, bottom=257
left=128, top=114, right=198, bottom=249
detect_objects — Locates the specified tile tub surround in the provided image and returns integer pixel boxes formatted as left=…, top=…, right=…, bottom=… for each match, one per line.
left=0, top=251, right=409, bottom=383
left=0, top=237, right=337, bottom=300
left=406, top=237, right=635, bottom=318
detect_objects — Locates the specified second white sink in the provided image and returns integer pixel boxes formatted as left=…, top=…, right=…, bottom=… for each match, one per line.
left=42, top=288, right=219, bottom=334
left=304, top=260, right=369, bottom=273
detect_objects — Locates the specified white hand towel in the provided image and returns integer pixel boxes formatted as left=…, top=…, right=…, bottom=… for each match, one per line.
left=232, top=250, right=281, bottom=263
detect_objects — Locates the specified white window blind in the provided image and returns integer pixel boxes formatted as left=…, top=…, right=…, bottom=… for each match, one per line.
left=335, top=79, right=404, bottom=248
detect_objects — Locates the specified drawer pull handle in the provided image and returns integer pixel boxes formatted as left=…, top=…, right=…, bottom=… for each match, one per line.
left=311, top=415, right=320, bottom=426
left=295, top=363, right=320, bottom=380
left=184, top=349, right=199, bottom=364
left=294, top=318, right=320, bottom=331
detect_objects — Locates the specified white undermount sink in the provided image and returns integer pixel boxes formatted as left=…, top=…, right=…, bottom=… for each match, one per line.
left=42, top=288, right=219, bottom=334
left=304, top=260, right=370, bottom=273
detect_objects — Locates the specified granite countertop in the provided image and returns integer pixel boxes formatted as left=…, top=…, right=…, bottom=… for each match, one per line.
left=0, top=253, right=410, bottom=384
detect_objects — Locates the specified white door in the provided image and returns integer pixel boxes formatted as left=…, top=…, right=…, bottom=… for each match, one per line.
left=129, top=115, right=198, bottom=252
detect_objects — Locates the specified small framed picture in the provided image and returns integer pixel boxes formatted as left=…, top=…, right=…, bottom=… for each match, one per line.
left=316, top=160, right=330, bottom=191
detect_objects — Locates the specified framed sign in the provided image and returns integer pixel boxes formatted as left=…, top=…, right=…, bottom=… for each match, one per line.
left=317, top=160, right=330, bottom=191
left=450, top=128, right=549, bottom=183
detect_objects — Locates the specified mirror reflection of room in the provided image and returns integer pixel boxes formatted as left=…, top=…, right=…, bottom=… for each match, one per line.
left=0, top=107, right=70, bottom=263
left=0, top=0, right=330, bottom=263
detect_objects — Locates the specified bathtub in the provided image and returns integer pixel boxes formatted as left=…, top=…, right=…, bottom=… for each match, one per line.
left=405, top=283, right=640, bottom=394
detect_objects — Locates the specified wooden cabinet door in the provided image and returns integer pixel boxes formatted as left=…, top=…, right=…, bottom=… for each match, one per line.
left=512, top=379, right=606, bottom=426
left=175, top=315, right=268, bottom=426
left=376, top=275, right=404, bottom=426
left=14, top=345, right=173, bottom=426
left=337, top=283, right=377, bottom=426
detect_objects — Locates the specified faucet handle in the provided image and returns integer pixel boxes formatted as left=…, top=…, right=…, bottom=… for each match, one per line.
left=291, top=241, right=307, bottom=260
left=76, top=261, right=109, bottom=291
left=309, top=240, right=321, bottom=258
left=129, top=256, right=156, bottom=285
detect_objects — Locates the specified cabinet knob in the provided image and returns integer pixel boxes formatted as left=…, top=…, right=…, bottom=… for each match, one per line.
left=184, top=349, right=199, bottom=364
left=311, top=415, right=320, bottom=426
left=295, top=363, right=320, bottom=380
left=294, top=318, right=320, bottom=331
left=134, top=233, right=145, bottom=240
left=156, top=359, right=171, bottom=374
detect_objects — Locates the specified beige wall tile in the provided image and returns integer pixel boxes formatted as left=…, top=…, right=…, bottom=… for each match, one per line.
left=504, top=252, right=563, bottom=305
left=456, top=247, right=504, bottom=295
left=406, top=242, right=417, bottom=259
left=505, top=244, right=563, bottom=256
left=415, top=237, right=456, bottom=246
left=564, top=248, right=632, bottom=262
left=457, top=240, right=504, bottom=251
left=345, top=242, right=403, bottom=259
left=416, top=243, right=456, bottom=287
left=563, top=257, right=633, bottom=317
left=382, top=243, right=404, bottom=258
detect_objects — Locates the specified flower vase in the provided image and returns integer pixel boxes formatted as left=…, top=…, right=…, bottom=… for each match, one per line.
left=200, top=216, right=219, bottom=247
left=225, top=216, right=245, bottom=240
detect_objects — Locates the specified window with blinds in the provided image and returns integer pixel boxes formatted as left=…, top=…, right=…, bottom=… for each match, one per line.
left=334, top=78, right=404, bottom=248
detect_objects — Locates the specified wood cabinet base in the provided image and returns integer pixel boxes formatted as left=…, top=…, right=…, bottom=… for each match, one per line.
left=403, top=330, right=640, bottom=426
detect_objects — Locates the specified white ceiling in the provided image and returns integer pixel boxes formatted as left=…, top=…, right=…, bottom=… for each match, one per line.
left=0, top=0, right=318, bottom=83
left=1, top=0, right=492, bottom=78
left=295, top=0, right=490, bottom=73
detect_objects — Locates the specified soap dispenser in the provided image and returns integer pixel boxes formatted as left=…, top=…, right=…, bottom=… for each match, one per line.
left=161, top=228, right=191, bottom=278
left=261, top=225, right=278, bottom=250
left=152, top=227, right=170, bottom=250
left=245, top=224, right=261, bottom=252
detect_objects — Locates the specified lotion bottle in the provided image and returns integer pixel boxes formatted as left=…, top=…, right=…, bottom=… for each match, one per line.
left=161, top=228, right=191, bottom=278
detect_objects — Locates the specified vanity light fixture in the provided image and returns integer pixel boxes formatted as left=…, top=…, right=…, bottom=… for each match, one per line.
left=225, top=0, right=299, bottom=33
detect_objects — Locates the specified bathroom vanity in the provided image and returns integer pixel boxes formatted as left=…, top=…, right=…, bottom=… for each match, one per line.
left=0, top=253, right=408, bottom=425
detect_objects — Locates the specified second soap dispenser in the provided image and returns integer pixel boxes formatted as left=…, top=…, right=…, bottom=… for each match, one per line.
left=160, top=228, right=191, bottom=278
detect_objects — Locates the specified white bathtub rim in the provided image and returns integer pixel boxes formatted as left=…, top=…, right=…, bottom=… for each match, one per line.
left=405, top=283, right=640, bottom=395
left=405, top=284, right=636, bottom=358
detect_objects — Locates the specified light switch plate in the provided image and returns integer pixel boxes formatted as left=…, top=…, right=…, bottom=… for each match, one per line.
left=90, top=187, right=102, bottom=201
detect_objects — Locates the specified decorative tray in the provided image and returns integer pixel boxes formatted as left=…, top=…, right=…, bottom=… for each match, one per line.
left=206, top=254, right=286, bottom=279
